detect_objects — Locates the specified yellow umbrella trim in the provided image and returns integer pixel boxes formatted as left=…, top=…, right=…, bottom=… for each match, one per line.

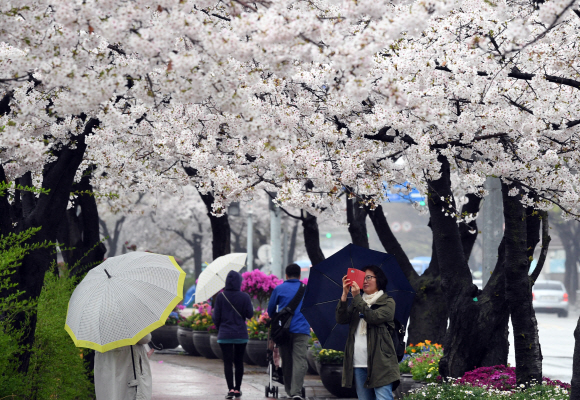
left=64, top=255, right=186, bottom=353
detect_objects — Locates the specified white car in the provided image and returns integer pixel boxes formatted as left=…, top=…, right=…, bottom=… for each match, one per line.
left=533, top=280, right=569, bottom=318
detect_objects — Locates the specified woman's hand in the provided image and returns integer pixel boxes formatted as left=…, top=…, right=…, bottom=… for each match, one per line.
left=341, top=275, right=351, bottom=302
left=351, top=281, right=361, bottom=297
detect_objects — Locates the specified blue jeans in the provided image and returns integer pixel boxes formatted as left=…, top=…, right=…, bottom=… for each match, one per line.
left=353, top=368, right=394, bottom=400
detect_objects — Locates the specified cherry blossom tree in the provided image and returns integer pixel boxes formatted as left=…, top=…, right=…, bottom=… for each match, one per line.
left=2, top=0, right=579, bottom=384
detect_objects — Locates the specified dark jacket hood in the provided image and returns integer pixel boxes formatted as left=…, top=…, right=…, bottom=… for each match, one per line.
left=225, top=270, right=242, bottom=291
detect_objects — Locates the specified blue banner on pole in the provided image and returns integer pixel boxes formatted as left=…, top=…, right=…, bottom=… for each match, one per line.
left=384, top=183, right=426, bottom=204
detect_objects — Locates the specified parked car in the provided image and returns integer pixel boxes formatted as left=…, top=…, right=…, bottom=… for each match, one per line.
left=532, top=280, right=568, bottom=318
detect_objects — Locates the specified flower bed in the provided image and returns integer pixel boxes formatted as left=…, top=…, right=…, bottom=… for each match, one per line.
left=166, top=304, right=187, bottom=325
left=188, top=302, right=214, bottom=331
left=241, top=270, right=282, bottom=307
left=403, top=380, right=569, bottom=400
left=399, top=341, right=443, bottom=383
left=316, top=349, right=344, bottom=365
left=247, top=310, right=270, bottom=340
left=458, top=365, right=570, bottom=391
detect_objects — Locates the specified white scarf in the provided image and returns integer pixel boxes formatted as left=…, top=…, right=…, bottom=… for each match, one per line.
left=357, top=290, right=384, bottom=336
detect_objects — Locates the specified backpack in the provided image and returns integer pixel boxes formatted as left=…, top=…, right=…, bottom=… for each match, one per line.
left=388, top=319, right=406, bottom=362
left=269, top=283, right=306, bottom=346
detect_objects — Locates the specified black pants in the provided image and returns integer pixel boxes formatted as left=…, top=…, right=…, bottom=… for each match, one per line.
left=219, top=342, right=247, bottom=390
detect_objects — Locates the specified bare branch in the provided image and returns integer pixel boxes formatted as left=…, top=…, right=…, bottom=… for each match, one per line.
left=531, top=211, right=551, bottom=284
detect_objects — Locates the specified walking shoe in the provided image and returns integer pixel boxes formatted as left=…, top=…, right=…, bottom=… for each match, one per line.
left=225, top=390, right=235, bottom=399
left=234, top=390, right=242, bottom=398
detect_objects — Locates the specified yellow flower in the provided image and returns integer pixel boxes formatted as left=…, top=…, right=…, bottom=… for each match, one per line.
left=425, top=340, right=431, bottom=345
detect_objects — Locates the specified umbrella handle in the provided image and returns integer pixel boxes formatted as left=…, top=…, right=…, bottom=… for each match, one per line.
left=130, top=345, right=137, bottom=392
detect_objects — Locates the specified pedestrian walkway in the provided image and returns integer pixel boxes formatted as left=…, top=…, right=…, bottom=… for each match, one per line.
left=151, top=360, right=266, bottom=400
left=149, top=349, right=353, bottom=400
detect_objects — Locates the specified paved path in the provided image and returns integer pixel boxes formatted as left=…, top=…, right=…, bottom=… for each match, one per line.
left=150, top=350, right=345, bottom=400
left=151, top=360, right=267, bottom=400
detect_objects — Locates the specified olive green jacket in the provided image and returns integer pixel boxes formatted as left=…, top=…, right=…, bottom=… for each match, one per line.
left=335, top=293, right=400, bottom=389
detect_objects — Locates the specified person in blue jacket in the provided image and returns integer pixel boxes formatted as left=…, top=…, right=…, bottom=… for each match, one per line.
left=267, top=264, right=310, bottom=400
left=213, top=270, right=254, bottom=399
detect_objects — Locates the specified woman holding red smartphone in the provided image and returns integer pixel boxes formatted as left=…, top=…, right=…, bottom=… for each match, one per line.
left=335, top=265, right=400, bottom=400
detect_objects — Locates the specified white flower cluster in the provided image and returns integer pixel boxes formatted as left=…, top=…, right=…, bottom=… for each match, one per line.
left=1, top=0, right=579, bottom=218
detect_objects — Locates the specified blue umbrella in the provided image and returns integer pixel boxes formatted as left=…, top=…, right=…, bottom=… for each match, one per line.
left=301, top=244, right=415, bottom=351
left=183, top=284, right=196, bottom=307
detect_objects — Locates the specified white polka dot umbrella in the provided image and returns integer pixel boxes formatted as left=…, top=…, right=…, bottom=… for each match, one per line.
left=65, top=251, right=185, bottom=352
left=194, top=253, right=247, bottom=303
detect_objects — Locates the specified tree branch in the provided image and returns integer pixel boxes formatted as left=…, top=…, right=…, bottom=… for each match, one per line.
left=530, top=211, right=551, bottom=284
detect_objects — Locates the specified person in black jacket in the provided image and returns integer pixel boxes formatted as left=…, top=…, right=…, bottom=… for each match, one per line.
left=213, top=270, right=254, bottom=399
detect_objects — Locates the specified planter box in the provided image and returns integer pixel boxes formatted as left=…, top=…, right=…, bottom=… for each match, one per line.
left=319, top=363, right=357, bottom=398
left=243, top=348, right=256, bottom=365
left=397, top=373, right=427, bottom=397
left=246, top=339, right=269, bottom=367
left=192, top=331, right=217, bottom=359
left=150, top=325, right=179, bottom=350
left=209, top=334, right=224, bottom=360
left=177, top=327, right=200, bottom=356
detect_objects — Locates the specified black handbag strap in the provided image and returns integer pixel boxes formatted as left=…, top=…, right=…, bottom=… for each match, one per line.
left=286, top=283, right=306, bottom=314
left=221, top=292, right=243, bottom=318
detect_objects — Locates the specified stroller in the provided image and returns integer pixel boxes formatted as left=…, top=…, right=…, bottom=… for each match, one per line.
left=264, top=328, right=307, bottom=399
left=265, top=328, right=282, bottom=398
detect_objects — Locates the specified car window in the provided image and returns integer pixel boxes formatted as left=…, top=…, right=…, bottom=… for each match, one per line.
left=534, top=283, right=564, bottom=291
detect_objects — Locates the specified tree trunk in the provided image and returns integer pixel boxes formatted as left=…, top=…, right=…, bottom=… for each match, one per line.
left=502, top=182, right=543, bottom=385
left=459, top=194, right=482, bottom=262
left=429, top=155, right=510, bottom=378
left=572, top=315, right=580, bottom=400
left=99, top=215, right=126, bottom=257
left=198, top=191, right=231, bottom=260
left=287, top=219, right=299, bottom=264
left=57, top=169, right=106, bottom=278
left=366, top=205, right=449, bottom=344
left=3, top=118, right=98, bottom=373
left=193, top=233, right=203, bottom=279
left=301, top=211, right=325, bottom=266
left=346, top=197, right=369, bottom=248
left=407, top=240, right=449, bottom=345
left=406, top=193, right=480, bottom=346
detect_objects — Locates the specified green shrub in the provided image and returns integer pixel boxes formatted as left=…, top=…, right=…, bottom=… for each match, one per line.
left=0, top=228, right=44, bottom=398
left=0, top=228, right=96, bottom=399
left=27, top=270, right=95, bottom=400
left=402, top=381, right=569, bottom=399
left=0, top=324, right=27, bottom=397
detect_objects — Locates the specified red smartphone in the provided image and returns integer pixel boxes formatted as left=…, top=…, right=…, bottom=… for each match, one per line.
left=347, top=268, right=365, bottom=289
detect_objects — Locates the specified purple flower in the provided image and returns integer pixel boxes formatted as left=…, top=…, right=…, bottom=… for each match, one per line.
left=458, top=365, right=570, bottom=390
